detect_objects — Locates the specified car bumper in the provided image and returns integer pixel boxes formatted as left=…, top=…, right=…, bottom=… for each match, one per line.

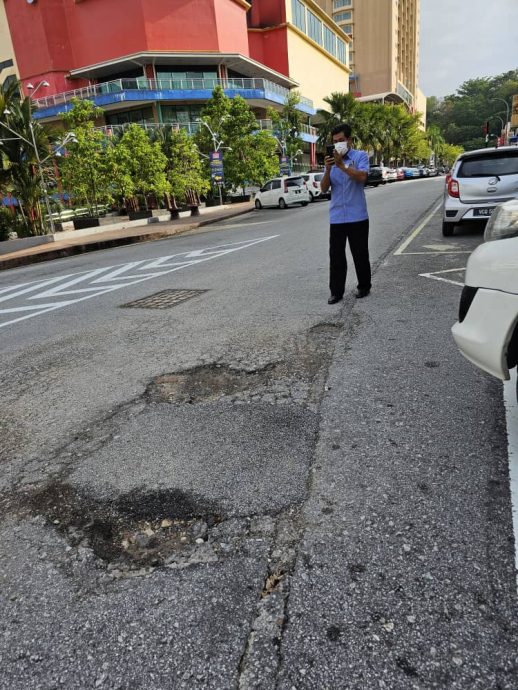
left=451, top=287, right=518, bottom=380
left=443, top=198, right=498, bottom=223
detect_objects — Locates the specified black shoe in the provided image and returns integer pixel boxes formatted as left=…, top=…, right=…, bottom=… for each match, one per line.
left=356, top=288, right=370, bottom=298
left=327, top=295, right=343, bottom=305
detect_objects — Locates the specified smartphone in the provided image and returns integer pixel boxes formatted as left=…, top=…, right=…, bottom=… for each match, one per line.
left=326, top=144, right=335, bottom=157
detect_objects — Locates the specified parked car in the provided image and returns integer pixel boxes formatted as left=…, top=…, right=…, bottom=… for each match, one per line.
left=401, top=166, right=420, bottom=179
left=442, top=145, right=518, bottom=237
left=254, top=176, right=310, bottom=209
left=302, top=172, right=329, bottom=201
left=416, top=164, right=430, bottom=177
left=366, top=166, right=385, bottom=187
left=395, top=167, right=406, bottom=181
left=428, top=165, right=439, bottom=176
left=384, top=167, right=398, bottom=182
left=451, top=199, right=518, bottom=398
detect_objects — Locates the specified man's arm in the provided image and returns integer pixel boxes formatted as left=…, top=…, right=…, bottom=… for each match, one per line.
left=334, top=150, right=368, bottom=184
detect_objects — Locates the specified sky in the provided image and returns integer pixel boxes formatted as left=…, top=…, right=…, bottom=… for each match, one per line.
left=419, top=0, right=518, bottom=98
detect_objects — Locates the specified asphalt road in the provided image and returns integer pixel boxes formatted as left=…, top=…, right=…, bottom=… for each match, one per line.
left=1, top=177, right=517, bottom=689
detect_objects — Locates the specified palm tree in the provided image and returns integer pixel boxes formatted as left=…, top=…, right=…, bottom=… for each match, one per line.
left=315, top=92, right=359, bottom=147
left=0, top=86, right=54, bottom=235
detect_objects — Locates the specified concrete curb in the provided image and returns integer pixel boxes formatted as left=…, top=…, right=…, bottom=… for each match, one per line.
left=0, top=205, right=254, bottom=272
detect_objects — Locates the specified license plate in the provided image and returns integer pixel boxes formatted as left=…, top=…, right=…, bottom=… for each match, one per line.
left=473, top=207, right=495, bottom=217
left=294, top=189, right=300, bottom=194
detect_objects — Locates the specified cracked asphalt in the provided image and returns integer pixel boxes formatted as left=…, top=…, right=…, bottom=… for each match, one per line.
left=1, top=178, right=517, bottom=689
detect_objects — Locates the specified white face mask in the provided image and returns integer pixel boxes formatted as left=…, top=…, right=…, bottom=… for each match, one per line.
left=334, top=141, right=349, bottom=155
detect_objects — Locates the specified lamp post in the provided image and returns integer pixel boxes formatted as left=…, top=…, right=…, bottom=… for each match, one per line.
left=492, top=98, right=510, bottom=143
left=2, top=107, right=76, bottom=234
left=198, top=118, right=228, bottom=205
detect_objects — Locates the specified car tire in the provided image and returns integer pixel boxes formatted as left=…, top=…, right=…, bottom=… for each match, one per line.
left=254, top=199, right=262, bottom=210
left=279, top=198, right=287, bottom=209
left=309, top=192, right=315, bottom=202
left=301, top=201, right=308, bottom=207
left=442, top=221, right=455, bottom=237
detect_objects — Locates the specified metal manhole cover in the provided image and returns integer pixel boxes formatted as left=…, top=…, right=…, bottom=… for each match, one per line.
left=121, top=289, right=208, bottom=309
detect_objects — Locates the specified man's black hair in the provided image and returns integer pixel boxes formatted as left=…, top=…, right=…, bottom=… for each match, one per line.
left=331, top=123, right=352, bottom=138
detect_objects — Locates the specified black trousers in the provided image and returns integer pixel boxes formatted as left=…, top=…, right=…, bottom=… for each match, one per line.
left=329, top=219, right=371, bottom=297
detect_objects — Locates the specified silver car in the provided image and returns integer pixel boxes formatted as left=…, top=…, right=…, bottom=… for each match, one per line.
left=442, top=146, right=518, bottom=236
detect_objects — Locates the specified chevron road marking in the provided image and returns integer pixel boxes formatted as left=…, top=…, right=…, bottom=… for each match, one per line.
left=0, top=235, right=278, bottom=330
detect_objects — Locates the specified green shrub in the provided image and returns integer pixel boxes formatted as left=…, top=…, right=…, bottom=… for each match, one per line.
left=0, top=207, right=26, bottom=241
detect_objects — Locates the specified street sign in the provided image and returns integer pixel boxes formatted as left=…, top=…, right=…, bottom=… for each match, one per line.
left=279, top=155, right=291, bottom=176
left=209, top=151, right=224, bottom=184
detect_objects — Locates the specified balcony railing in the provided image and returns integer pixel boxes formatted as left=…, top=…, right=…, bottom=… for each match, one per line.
left=34, top=77, right=314, bottom=111
left=95, top=119, right=318, bottom=138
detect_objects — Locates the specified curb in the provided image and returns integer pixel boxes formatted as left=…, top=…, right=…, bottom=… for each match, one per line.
left=0, top=205, right=254, bottom=272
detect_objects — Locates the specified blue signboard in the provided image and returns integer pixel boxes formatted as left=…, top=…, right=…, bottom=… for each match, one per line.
left=209, top=151, right=224, bottom=184
left=279, top=155, right=291, bottom=176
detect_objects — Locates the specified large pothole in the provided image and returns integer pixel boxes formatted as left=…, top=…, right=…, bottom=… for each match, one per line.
left=16, top=481, right=226, bottom=573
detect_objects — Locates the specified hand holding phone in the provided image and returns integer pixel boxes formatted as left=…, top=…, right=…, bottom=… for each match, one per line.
left=326, top=144, right=335, bottom=157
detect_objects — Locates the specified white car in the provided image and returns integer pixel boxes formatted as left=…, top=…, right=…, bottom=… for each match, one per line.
left=254, top=176, right=310, bottom=209
left=302, top=172, right=329, bottom=201
left=442, top=145, right=518, bottom=236
left=452, top=199, right=518, bottom=395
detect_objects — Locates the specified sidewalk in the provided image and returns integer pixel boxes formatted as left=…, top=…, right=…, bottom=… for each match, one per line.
left=0, top=201, right=254, bottom=271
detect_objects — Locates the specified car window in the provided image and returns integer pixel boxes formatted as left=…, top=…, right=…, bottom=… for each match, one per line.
left=302, top=175, right=309, bottom=181
left=262, top=182, right=272, bottom=192
left=314, top=174, right=324, bottom=181
left=272, top=180, right=281, bottom=189
left=459, top=152, right=518, bottom=177
left=286, top=177, right=304, bottom=187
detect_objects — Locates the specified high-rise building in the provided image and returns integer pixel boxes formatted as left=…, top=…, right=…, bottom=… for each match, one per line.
left=314, top=0, right=423, bottom=114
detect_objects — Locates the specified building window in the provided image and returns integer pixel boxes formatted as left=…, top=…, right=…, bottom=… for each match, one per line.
left=342, top=25, right=353, bottom=35
left=292, top=0, right=306, bottom=32
left=336, top=38, right=347, bottom=64
left=323, top=26, right=336, bottom=55
left=307, top=10, right=323, bottom=45
left=161, top=104, right=203, bottom=123
left=333, top=0, right=352, bottom=8
left=333, top=10, right=352, bottom=22
left=106, top=107, right=154, bottom=126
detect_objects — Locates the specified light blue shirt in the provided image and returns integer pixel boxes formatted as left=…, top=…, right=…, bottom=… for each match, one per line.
left=329, top=148, right=370, bottom=224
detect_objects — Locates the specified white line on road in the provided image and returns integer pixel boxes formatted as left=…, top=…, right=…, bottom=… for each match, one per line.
left=394, top=202, right=442, bottom=255
left=0, top=235, right=279, bottom=330
left=503, top=369, right=518, bottom=589
left=418, top=267, right=466, bottom=287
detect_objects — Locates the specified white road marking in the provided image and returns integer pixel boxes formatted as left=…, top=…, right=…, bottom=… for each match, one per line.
left=419, top=267, right=466, bottom=287
left=0, top=235, right=278, bottom=330
left=503, top=369, right=518, bottom=589
left=394, top=202, right=442, bottom=255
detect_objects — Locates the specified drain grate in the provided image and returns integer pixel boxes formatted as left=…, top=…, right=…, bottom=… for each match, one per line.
left=121, top=289, right=208, bottom=310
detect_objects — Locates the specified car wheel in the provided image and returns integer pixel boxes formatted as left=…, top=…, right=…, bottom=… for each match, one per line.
left=442, top=221, right=455, bottom=237
left=301, top=201, right=308, bottom=207
left=279, top=198, right=287, bottom=209
left=309, top=192, right=315, bottom=202
left=254, top=199, right=262, bottom=210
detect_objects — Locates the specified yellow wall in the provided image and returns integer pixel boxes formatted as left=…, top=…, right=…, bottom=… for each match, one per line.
left=286, top=28, right=349, bottom=111
left=0, top=1, right=17, bottom=87
left=415, top=87, right=427, bottom=130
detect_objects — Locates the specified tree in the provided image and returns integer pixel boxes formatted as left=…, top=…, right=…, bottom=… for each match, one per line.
left=166, top=127, right=210, bottom=212
left=315, top=92, right=358, bottom=147
left=426, top=69, right=518, bottom=150
left=196, top=86, right=278, bottom=192
left=0, top=86, right=54, bottom=235
left=59, top=99, right=113, bottom=216
left=108, top=124, right=170, bottom=211
left=266, top=91, right=305, bottom=168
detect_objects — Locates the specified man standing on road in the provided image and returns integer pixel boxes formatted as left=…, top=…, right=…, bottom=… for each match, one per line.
left=320, top=123, right=371, bottom=304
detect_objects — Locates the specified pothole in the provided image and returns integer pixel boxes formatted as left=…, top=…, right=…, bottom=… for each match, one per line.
left=19, top=481, right=224, bottom=573
left=146, top=321, right=343, bottom=407
left=147, top=362, right=279, bottom=404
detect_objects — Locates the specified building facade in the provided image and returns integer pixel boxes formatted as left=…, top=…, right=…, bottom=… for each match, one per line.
left=2, top=0, right=351, bottom=168
left=0, top=0, right=17, bottom=91
left=314, top=0, right=423, bottom=118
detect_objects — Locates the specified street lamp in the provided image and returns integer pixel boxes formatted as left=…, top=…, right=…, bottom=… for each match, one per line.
left=2, top=104, right=76, bottom=234
left=197, top=118, right=228, bottom=205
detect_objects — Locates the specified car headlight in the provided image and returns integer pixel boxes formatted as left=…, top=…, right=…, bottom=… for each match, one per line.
left=484, top=200, right=518, bottom=241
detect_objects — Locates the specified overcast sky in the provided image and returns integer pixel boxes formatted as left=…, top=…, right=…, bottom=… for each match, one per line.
left=419, top=0, right=518, bottom=98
